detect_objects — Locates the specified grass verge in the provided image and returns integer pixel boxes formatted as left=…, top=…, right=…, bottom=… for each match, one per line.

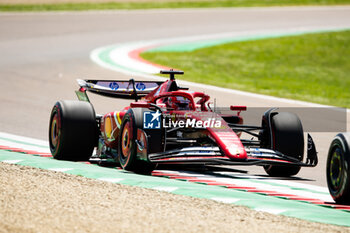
left=0, top=0, right=350, bottom=11
left=141, top=30, right=350, bottom=108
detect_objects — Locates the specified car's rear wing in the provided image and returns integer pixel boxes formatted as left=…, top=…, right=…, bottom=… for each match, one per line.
left=76, top=79, right=163, bottom=101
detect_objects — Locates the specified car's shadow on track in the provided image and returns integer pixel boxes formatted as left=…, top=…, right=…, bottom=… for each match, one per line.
left=156, top=164, right=315, bottom=182
left=95, top=162, right=315, bottom=182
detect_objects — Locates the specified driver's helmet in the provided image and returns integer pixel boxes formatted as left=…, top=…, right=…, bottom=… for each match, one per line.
left=166, top=96, right=190, bottom=110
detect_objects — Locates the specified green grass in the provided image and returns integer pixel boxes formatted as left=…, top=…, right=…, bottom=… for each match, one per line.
left=141, top=31, right=350, bottom=108
left=0, top=0, right=350, bottom=11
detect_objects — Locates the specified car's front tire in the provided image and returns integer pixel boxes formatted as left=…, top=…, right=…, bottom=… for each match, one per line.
left=263, top=112, right=304, bottom=177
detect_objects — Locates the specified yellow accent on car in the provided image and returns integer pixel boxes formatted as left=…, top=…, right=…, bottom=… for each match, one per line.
left=117, top=112, right=122, bottom=125
left=114, top=111, right=121, bottom=129
left=105, top=116, right=112, bottom=138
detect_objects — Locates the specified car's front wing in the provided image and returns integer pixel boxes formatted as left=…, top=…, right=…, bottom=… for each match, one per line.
left=148, top=146, right=317, bottom=167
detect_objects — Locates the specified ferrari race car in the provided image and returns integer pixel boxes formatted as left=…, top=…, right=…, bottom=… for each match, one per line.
left=327, top=133, right=350, bottom=204
left=49, top=70, right=318, bottom=176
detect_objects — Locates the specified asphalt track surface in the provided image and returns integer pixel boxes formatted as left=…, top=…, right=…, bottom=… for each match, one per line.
left=0, top=6, right=350, bottom=188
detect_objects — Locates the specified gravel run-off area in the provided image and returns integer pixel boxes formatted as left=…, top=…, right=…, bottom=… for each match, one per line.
left=1, top=162, right=350, bottom=233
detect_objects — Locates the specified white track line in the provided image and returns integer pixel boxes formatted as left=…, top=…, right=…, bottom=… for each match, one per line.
left=211, top=197, right=240, bottom=204
left=48, top=168, right=73, bottom=172
left=161, top=170, right=333, bottom=202
left=152, top=186, right=179, bottom=192
left=0, top=132, right=48, bottom=147
left=254, top=207, right=287, bottom=215
left=215, top=172, right=329, bottom=193
left=0, top=139, right=50, bottom=153
left=2, top=159, right=23, bottom=164
left=98, top=177, right=124, bottom=183
left=91, top=26, right=350, bottom=76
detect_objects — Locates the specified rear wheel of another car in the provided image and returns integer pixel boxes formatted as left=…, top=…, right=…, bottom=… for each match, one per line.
left=327, top=133, right=350, bottom=204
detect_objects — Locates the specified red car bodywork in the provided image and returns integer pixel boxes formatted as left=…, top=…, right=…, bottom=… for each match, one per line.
left=98, top=78, right=247, bottom=161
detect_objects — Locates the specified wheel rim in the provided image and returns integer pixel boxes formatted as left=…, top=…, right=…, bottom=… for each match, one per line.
left=121, top=121, right=131, bottom=158
left=50, top=112, right=59, bottom=149
left=330, top=147, right=343, bottom=190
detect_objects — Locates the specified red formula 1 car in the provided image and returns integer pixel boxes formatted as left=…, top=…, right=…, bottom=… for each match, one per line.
left=49, top=70, right=318, bottom=175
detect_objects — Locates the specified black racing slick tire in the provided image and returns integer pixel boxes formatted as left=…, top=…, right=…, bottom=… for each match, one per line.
left=49, top=100, right=97, bottom=161
left=327, top=133, right=350, bottom=204
left=118, top=108, right=163, bottom=174
left=264, top=112, right=304, bottom=177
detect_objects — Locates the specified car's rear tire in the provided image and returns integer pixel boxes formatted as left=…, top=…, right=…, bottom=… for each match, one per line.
left=49, top=100, right=97, bottom=161
left=263, top=112, right=304, bottom=177
left=118, top=108, right=163, bottom=174
left=327, top=133, right=350, bottom=204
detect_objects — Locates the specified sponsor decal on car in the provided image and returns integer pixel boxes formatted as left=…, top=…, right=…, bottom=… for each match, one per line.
left=143, top=111, right=161, bottom=129
left=109, top=82, right=119, bottom=90
left=163, top=118, right=221, bottom=128
left=136, top=82, right=146, bottom=91
left=143, top=111, right=221, bottom=129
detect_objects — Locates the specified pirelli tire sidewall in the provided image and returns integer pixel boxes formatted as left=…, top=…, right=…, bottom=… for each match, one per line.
left=118, top=108, right=163, bottom=174
left=118, top=110, right=136, bottom=170
left=327, top=133, right=350, bottom=204
left=263, top=112, right=304, bottom=177
left=49, top=100, right=97, bottom=161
